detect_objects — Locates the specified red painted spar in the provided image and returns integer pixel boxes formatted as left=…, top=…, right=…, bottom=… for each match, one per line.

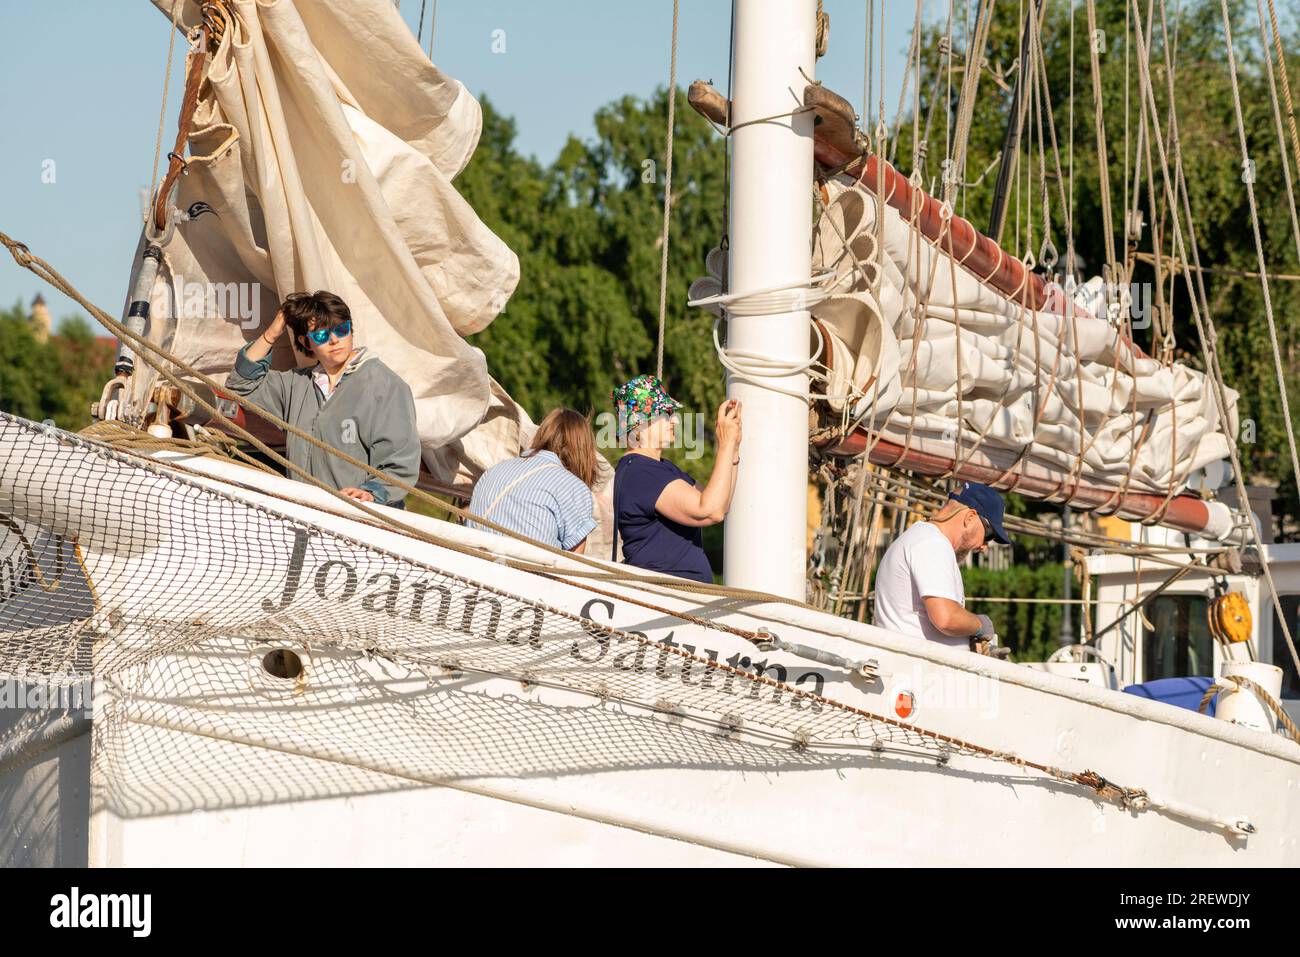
left=834, top=150, right=1051, bottom=311
left=821, top=428, right=1220, bottom=535
left=815, top=139, right=1151, bottom=359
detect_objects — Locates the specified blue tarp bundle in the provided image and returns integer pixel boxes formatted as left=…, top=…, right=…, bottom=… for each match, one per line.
left=1122, top=676, right=1216, bottom=716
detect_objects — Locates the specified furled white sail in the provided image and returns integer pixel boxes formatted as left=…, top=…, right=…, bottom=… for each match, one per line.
left=127, top=0, right=527, bottom=484
left=808, top=177, right=1239, bottom=498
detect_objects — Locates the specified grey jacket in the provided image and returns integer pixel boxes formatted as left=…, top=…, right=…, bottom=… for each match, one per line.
left=225, top=345, right=421, bottom=505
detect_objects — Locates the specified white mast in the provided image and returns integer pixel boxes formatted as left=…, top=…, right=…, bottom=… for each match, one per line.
left=723, top=0, right=816, bottom=600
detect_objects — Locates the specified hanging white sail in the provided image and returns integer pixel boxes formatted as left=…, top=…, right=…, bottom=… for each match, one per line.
left=126, top=0, right=527, bottom=485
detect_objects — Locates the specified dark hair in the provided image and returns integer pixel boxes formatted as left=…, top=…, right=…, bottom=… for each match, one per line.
left=523, top=409, right=598, bottom=488
left=280, top=291, right=352, bottom=351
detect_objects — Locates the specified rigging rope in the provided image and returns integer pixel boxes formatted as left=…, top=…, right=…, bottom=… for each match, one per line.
left=1246, top=0, right=1300, bottom=488
left=722, top=0, right=735, bottom=253
left=80, top=420, right=277, bottom=475
left=864, top=0, right=874, bottom=130
left=1031, top=15, right=1073, bottom=259
left=1068, top=0, right=1076, bottom=274
left=1127, top=0, right=1300, bottom=677
left=1133, top=254, right=1300, bottom=283
left=654, top=0, right=680, bottom=381
left=147, top=0, right=184, bottom=226
left=915, top=0, right=954, bottom=185
left=1217, top=0, right=1300, bottom=495
left=1084, top=0, right=1119, bottom=282
left=946, top=0, right=997, bottom=206
left=1263, top=0, right=1300, bottom=220
left=0, top=231, right=830, bottom=637
left=888, top=0, right=925, bottom=165
left=152, top=23, right=210, bottom=233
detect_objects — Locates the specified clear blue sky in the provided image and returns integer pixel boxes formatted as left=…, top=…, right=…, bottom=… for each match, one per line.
left=0, top=0, right=925, bottom=329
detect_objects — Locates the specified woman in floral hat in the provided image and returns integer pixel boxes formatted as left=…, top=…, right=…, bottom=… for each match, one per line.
left=610, top=374, right=742, bottom=583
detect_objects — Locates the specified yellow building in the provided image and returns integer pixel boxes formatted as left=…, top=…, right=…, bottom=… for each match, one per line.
left=1093, top=512, right=1132, bottom=541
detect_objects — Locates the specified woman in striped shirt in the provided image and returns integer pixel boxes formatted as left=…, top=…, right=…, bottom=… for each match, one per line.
left=467, top=409, right=599, bottom=552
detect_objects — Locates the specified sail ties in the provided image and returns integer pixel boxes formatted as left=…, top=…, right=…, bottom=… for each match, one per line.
left=199, top=1, right=233, bottom=49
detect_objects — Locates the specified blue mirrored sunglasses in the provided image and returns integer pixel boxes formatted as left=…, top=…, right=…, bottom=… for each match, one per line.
left=305, top=320, right=352, bottom=345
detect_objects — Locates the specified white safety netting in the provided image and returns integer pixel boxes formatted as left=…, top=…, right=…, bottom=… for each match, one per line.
left=0, top=413, right=993, bottom=809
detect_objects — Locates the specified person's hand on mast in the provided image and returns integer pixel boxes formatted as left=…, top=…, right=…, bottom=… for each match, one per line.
left=716, top=399, right=742, bottom=465
left=654, top=399, right=744, bottom=527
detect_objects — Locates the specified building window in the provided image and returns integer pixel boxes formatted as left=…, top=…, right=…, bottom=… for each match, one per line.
left=1143, top=594, right=1213, bottom=680
left=1272, top=594, right=1300, bottom=700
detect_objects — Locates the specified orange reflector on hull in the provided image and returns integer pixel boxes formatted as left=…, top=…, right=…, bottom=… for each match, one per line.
left=895, top=690, right=915, bottom=720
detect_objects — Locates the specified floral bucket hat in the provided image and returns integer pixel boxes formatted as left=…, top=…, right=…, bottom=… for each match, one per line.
left=610, top=374, right=682, bottom=435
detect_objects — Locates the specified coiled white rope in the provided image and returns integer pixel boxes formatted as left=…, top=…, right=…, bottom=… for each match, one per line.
left=710, top=318, right=827, bottom=400
left=687, top=270, right=837, bottom=315
left=690, top=271, right=871, bottom=404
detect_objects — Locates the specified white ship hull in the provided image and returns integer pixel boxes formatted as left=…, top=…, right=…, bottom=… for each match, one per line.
left=2, top=417, right=1297, bottom=867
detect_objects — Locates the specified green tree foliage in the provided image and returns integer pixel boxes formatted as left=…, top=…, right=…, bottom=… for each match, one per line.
left=0, top=304, right=110, bottom=430
left=456, top=92, right=727, bottom=480
left=962, top=562, right=1074, bottom=660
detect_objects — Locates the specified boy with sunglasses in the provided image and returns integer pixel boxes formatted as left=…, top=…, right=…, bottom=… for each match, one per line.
left=225, top=290, right=421, bottom=507
left=872, top=482, right=1013, bottom=651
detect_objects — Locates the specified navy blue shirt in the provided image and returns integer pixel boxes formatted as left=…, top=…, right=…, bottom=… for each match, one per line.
left=613, top=453, right=714, bottom=584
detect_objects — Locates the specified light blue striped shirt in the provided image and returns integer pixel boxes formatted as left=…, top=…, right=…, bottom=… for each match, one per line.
left=467, top=450, right=597, bottom=550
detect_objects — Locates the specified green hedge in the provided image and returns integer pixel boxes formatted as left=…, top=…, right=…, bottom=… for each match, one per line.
left=961, top=563, right=1081, bottom=662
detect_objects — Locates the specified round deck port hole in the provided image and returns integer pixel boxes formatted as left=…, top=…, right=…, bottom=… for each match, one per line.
left=262, top=648, right=304, bottom=680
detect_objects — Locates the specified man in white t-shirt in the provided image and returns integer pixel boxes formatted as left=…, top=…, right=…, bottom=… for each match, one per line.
left=872, top=483, right=1012, bottom=648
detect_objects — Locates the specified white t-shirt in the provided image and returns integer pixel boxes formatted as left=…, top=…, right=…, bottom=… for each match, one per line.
left=872, top=521, right=967, bottom=647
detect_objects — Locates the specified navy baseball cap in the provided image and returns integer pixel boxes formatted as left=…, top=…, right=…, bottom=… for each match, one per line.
left=949, top=482, right=1011, bottom=545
